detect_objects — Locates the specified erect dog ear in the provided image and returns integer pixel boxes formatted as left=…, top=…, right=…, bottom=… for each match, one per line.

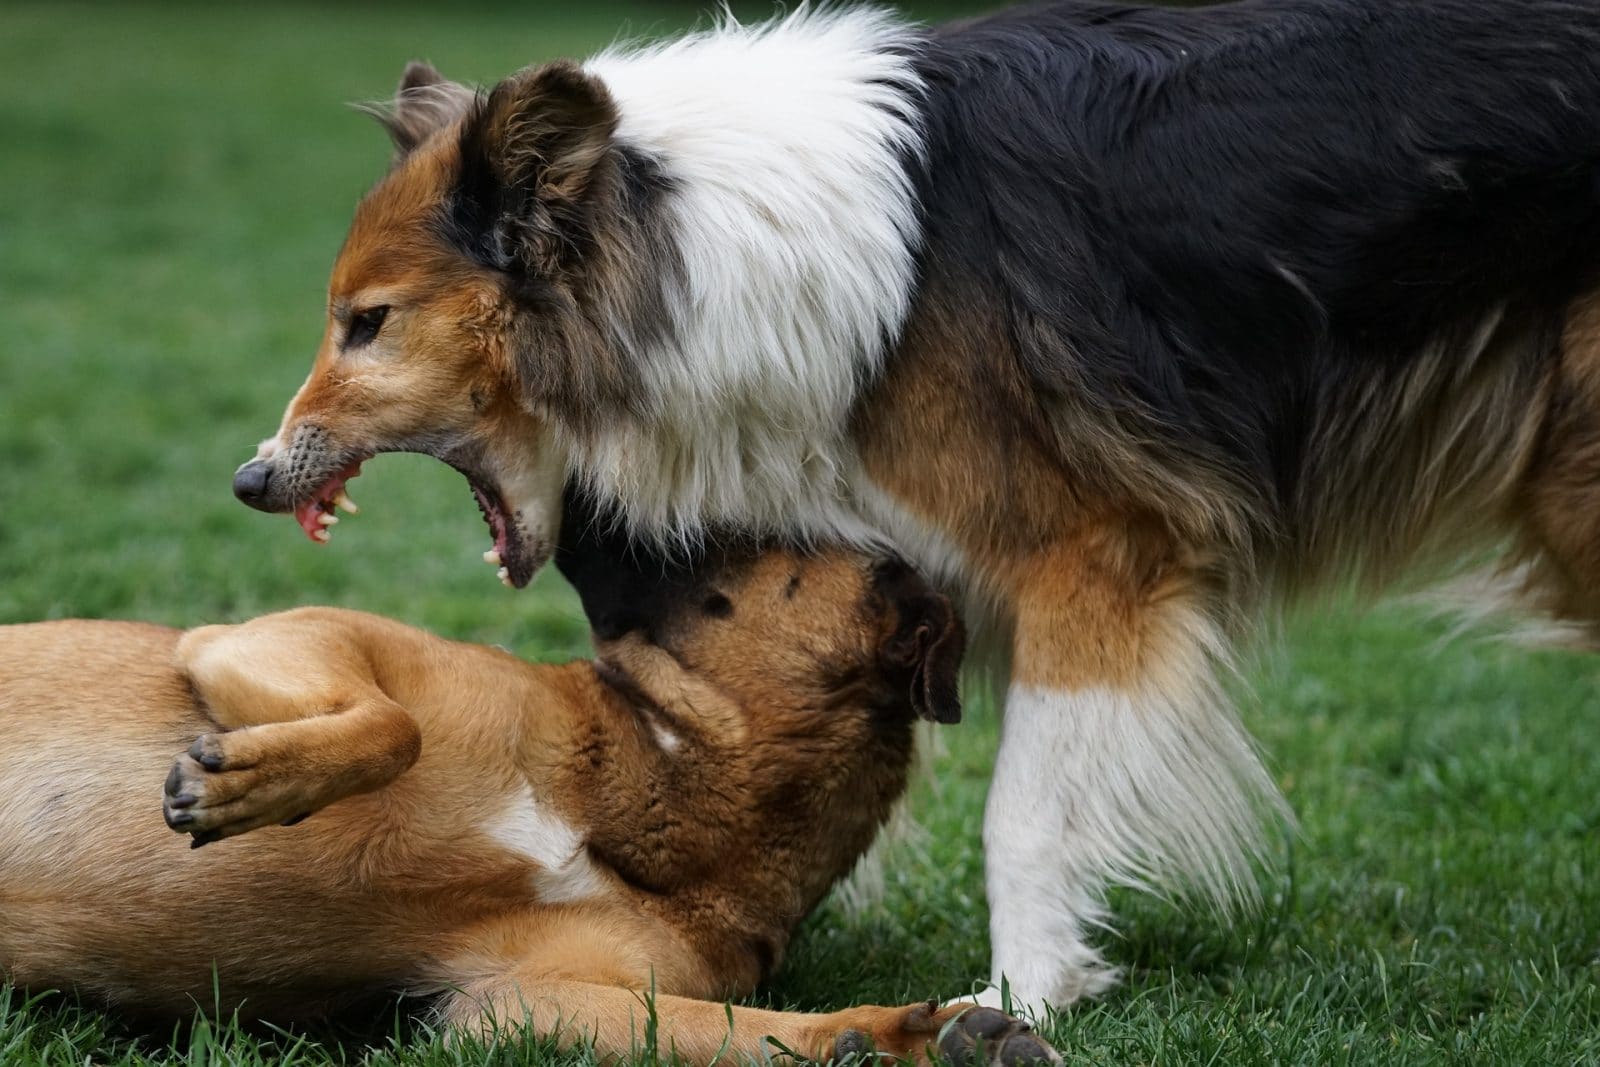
left=363, top=60, right=476, bottom=158
left=455, top=60, right=619, bottom=277
left=880, top=586, right=967, bottom=724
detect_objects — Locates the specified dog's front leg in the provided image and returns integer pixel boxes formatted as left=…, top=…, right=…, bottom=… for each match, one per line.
left=977, top=535, right=1285, bottom=1015
left=161, top=611, right=422, bottom=844
left=597, top=634, right=747, bottom=743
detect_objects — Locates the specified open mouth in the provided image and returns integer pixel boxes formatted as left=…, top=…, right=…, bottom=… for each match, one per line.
left=467, top=473, right=537, bottom=589
left=287, top=455, right=538, bottom=590
left=291, top=458, right=366, bottom=542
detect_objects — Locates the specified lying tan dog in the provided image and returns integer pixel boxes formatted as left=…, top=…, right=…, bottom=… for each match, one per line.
left=0, top=543, right=1056, bottom=1064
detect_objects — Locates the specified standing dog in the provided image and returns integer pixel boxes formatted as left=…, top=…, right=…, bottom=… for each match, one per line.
left=231, top=0, right=1600, bottom=1011
left=0, top=542, right=1058, bottom=1063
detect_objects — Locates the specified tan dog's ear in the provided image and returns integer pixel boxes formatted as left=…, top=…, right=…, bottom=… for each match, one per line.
left=881, top=591, right=966, bottom=724
left=362, top=60, right=477, bottom=158
left=457, top=60, right=619, bottom=277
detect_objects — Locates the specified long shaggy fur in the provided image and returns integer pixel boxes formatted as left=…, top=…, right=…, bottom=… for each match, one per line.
left=570, top=7, right=926, bottom=539
left=253, top=0, right=1600, bottom=1014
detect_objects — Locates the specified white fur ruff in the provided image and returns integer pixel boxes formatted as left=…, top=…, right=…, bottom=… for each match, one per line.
left=575, top=6, right=925, bottom=541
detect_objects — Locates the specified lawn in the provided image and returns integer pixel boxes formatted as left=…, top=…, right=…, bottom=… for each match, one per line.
left=1, top=2, right=1597, bottom=1064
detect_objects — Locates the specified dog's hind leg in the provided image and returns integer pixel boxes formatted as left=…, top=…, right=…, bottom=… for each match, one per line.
left=432, top=912, right=1059, bottom=1065
left=977, top=524, right=1284, bottom=1014
left=161, top=609, right=422, bottom=844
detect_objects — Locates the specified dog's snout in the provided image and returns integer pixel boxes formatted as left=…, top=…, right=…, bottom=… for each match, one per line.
left=591, top=611, right=630, bottom=643
left=591, top=608, right=657, bottom=644
left=869, top=553, right=919, bottom=596
left=232, top=460, right=274, bottom=510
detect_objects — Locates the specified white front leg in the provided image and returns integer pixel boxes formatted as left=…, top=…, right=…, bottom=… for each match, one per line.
left=978, top=590, right=1286, bottom=1018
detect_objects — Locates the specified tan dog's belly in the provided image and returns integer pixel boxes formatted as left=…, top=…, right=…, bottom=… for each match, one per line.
left=0, top=620, right=559, bottom=1015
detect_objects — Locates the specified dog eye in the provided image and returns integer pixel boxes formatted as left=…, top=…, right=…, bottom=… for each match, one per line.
left=702, top=593, right=733, bottom=618
left=345, top=305, right=389, bottom=349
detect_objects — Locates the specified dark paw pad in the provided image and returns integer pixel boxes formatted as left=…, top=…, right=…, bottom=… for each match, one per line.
left=939, top=1008, right=1060, bottom=1067
left=834, top=1029, right=872, bottom=1060
left=161, top=735, right=262, bottom=843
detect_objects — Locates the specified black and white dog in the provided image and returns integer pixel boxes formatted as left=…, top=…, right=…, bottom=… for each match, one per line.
left=235, top=0, right=1600, bottom=1013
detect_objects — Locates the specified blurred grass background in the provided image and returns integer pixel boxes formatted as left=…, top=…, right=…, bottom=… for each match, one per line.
left=1, top=2, right=1597, bottom=1064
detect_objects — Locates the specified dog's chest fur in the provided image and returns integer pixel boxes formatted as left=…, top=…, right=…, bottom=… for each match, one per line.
left=483, top=783, right=610, bottom=904
left=564, top=9, right=925, bottom=542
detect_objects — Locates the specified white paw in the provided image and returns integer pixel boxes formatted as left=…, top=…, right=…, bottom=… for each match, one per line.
left=941, top=985, right=1049, bottom=1024
left=943, top=965, right=1120, bottom=1024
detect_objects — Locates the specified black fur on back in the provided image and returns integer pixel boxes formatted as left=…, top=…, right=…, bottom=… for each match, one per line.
left=908, top=0, right=1600, bottom=533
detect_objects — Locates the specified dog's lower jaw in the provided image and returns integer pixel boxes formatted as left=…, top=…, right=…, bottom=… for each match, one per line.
left=501, top=532, right=551, bottom=589
left=485, top=424, right=567, bottom=588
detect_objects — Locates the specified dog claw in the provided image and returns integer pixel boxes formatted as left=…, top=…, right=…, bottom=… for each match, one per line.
left=189, top=830, right=221, bottom=850
left=188, top=738, right=225, bottom=772
left=187, top=735, right=235, bottom=772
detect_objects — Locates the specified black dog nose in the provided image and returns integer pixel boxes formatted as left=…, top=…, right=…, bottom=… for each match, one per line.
left=232, top=460, right=274, bottom=509
left=590, top=609, right=653, bottom=644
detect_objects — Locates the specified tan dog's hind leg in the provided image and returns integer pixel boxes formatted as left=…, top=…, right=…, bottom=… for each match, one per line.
left=162, top=611, right=422, bottom=845
left=444, top=982, right=1056, bottom=1066
left=432, top=913, right=1058, bottom=1065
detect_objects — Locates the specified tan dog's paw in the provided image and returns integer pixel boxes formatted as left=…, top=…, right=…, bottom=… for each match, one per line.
left=162, top=730, right=316, bottom=848
left=832, top=1001, right=1061, bottom=1066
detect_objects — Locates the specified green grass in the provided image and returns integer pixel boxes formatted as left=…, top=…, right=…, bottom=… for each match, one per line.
left=2, top=2, right=1598, bottom=1064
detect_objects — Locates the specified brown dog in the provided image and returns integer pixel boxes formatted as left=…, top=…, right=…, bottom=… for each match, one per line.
left=0, top=545, right=1052, bottom=1064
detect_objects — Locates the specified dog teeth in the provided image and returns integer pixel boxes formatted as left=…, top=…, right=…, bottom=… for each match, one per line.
left=483, top=549, right=502, bottom=566
left=312, top=528, right=332, bottom=544
left=334, top=491, right=359, bottom=515
left=497, top=566, right=512, bottom=588
left=317, top=512, right=339, bottom=527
